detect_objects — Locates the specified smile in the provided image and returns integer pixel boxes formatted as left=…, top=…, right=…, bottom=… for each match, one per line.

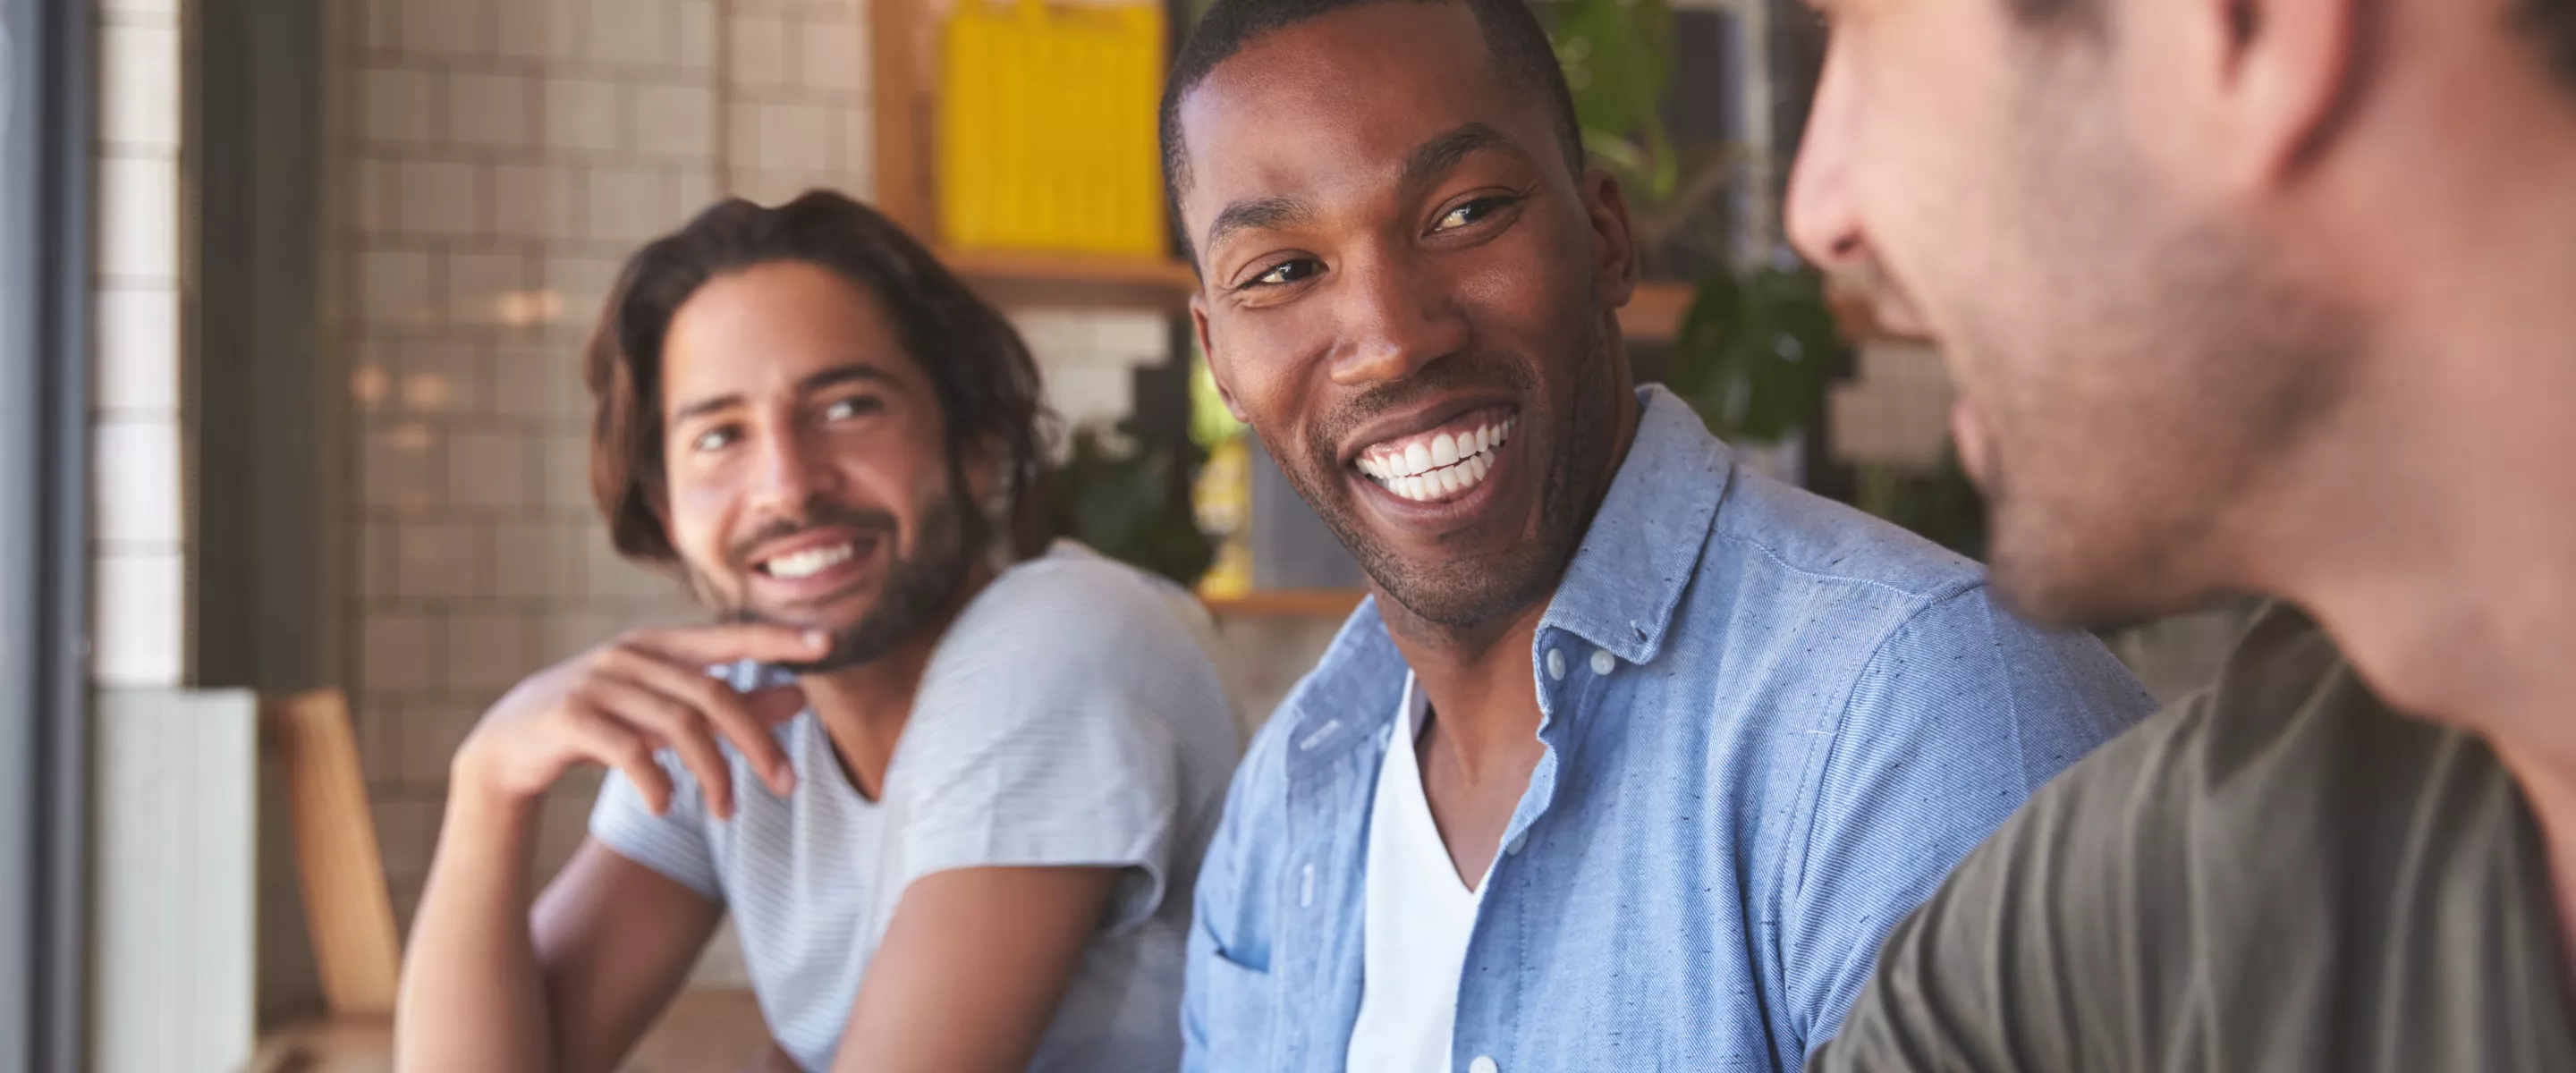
left=1355, top=410, right=1515, bottom=503
left=752, top=538, right=865, bottom=580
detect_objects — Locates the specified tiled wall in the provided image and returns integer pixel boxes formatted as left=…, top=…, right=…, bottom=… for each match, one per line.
left=329, top=0, right=1183, bottom=936
left=94, top=0, right=190, bottom=688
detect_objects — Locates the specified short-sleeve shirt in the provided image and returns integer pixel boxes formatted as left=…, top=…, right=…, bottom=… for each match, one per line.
left=1809, top=602, right=2576, bottom=1073
left=591, top=541, right=1243, bottom=1073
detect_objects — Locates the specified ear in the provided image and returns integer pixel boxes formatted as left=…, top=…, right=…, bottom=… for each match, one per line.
left=2168, top=0, right=2365, bottom=189
left=1580, top=165, right=1641, bottom=310
left=1190, top=293, right=1250, bottom=422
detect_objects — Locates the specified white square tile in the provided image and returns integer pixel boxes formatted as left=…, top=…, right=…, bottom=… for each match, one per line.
left=446, top=72, right=533, bottom=148
left=359, top=247, right=439, bottom=327
left=630, top=84, right=715, bottom=161
left=363, top=66, right=437, bottom=144
left=99, top=0, right=182, bottom=16
left=94, top=286, right=180, bottom=413
left=395, top=0, right=488, bottom=57
left=542, top=432, right=600, bottom=511
left=350, top=342, right=397, bottom=415
left=727, top=13, right=788, bottom=89
left=1047, top=367, right=1131, bottom=431
left=361, top=421, right=445, bottom=511
left=394, top=157, right=485, bottom=236
left=724, top=101, right=767, bottom=178
left=586, top=552, right=683, bottom=602
left=92, top=418, right=183, bottom=545
left=491, top=520, right=574, bottom=599
left=671, top=169, right=718, bottom=221
left=100, top=20, right=181, bottom=149
left=843, top=107, right=876, bottom=198
left=541, top=254, right=624, bottom=327
left=446, top=428, right=533, bottom=509
left=361, top=609, right=443, bottom=695
left=399, top=341, right=493, bottom=417
left=359, top=520, right=398, bottom=603
left=752, top=101, right=835, bottom=173
left=584, top=166, right=674, bottom=242
left=586, top=0, right=674, bottom=67
left=492, top=342, right=581, bottom=421
left=352, top=702, right=406, bottom=786
left=97, top=155, right=178, bottom=281
left=445, top=250, right=535, bottom=328
left=445, top=611, right=541, bottom=693
left=492, top=162, right=577, bottom=241
left=348, top=155, right=400, bottom=237
left=396, top=519, right=494, bottom=599
left=799, top=13, right=862, bottom=92
left=543, top=77, right=625, bottom=155
left=93, top=551, right=186, bottom=689
left=491, top=0, right=573, bottom=61
left=541, top=609, right=629, bottom=665
left=1089, top=311, right=1173, bottom=363
left=370, top=793, right=445, bottom=881
left=676, top=0, right=718, bottom=72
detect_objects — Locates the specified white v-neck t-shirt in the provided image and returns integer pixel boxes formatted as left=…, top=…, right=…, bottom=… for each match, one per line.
left=1346, top=674, right=1491, bottom=1072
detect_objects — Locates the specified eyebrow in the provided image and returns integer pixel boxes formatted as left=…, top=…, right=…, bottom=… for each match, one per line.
left=1199, top=122, right=1529, bottom=264
left=666, top=361, right=902, bottom=427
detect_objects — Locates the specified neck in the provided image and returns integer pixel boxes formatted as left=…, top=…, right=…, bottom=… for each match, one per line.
left=2253, top=102, right=2576, bottom=962
left=1379, top=383, right=1641, bottom=776
left=798, top=562, right=996, bottom=798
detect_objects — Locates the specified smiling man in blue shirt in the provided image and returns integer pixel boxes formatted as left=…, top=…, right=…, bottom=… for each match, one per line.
left=1161, top=0, right=2158, bottom=1069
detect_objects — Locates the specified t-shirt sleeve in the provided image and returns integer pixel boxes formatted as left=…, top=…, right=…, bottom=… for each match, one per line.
left=1784, top=585, right=2155, bottom=1056
left=890, top=558, right=1230, bottom=934
left=589, top=750, right=725, bottom=903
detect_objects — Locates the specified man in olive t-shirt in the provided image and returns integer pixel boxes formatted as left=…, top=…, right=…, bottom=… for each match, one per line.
left=1777, top=0, right=2576, bottom=1067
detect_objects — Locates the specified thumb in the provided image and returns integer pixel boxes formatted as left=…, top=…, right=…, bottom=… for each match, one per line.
left=745, top=684, right=808, bottom=727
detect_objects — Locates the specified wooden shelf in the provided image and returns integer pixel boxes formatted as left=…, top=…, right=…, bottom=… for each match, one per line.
left=1203, top=588, right=1366, bottom=618
left=1621, top=280, right=1696, bottom=344
left=941, top=248, right=1199, bottom=312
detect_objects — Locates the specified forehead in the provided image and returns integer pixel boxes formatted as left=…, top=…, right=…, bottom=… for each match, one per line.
left=661, top=261, right=914, bottom=404
left=1174, top=2, right=1551, bottom=229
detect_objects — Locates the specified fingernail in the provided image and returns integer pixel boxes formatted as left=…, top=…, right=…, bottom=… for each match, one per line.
left=775, top=767, right=799, bottom=794
left=802, top=629, right=830, bottom=649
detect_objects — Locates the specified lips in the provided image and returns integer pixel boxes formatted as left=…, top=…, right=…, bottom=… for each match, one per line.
left=746, top=528, right=877, bottom=584
left=1352, top=408, right=1514, bottom=504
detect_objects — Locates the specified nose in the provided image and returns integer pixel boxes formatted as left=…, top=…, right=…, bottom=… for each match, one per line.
left=1326, top=249, right=1472, bottom=388
left=1784, top=37, right=1872, bottom=275
left=744, top=422, right=840, bottom=517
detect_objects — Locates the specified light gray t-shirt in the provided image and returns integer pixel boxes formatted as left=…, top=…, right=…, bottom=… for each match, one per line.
left=590, top=542, right=1243, bottom=1072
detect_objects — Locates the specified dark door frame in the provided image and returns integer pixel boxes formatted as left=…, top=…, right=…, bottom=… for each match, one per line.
left=0, top=0, right=94, bottom=1069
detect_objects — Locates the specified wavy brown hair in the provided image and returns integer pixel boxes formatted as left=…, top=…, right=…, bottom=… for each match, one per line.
left=582, top=190, right=1054, bottom=567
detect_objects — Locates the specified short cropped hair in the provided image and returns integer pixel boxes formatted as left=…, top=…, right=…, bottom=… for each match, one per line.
left=583, top=190, right=1051, bottom=564
left=1159, top=0, right=1584, bottom=251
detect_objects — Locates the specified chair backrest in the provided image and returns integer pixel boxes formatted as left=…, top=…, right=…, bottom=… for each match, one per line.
left=261, top=689, right=401, bottom=1017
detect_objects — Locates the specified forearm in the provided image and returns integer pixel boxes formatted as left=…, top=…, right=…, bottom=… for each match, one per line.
left=395, top=782, right=554, bottom=1073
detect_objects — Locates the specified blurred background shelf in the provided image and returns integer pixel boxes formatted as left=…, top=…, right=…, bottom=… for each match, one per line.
left=1203, top=589, right=1366, bottom=618
left=1622, top=280, right=1693, bottom=344
left=943, top=249, right=1199, bottom=311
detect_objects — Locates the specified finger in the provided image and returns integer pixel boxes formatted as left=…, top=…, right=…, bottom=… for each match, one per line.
left=561, top=703, right=673, bottom=816
left=743, top=686, right=807, bottom=729
left=618, top=622, right=833, bottom=668
left=601, top=647, right=801, bottom=798
left=585, top=674, right=740, bottom=821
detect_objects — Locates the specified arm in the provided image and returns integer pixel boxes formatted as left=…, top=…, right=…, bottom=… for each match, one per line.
left=394, top=625, right=823, bottom=1072
left=828, top=866, right=1123, bottom=1073
left=1783, top=587, right=2151, bottom=1056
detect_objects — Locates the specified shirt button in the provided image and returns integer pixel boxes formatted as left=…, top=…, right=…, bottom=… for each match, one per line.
left=1590, top=648, right=1615, bottom=676
left=1470, top=1057, right=1499, bottom=1073
left=1505, top=831, right=1529, bottom=856
left=1545, top=647, right=1566, bottom=681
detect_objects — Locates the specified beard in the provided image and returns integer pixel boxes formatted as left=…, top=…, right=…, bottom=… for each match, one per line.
left=1272, top=305, right=1624, bottom=630
left=701, top=469, right=981, bottom=673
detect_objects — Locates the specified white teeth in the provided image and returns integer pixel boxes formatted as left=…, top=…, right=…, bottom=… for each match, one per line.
left=765, top=543, right=855, bottom=579
left=1404, top=442, right=1432, bottom=476
left=1357, top=414, right=1519, bottom=496
left=1431, top=433, right=1459, bottom=469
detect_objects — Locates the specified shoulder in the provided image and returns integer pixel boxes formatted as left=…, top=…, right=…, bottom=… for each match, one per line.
left=936, top=542, right=1224, bottom=683
left=1708, top=468, right=1987, bottom=610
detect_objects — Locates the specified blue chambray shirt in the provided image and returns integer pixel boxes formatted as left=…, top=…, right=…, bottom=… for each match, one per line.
left=1182, top=387, right=2156, bottom=1073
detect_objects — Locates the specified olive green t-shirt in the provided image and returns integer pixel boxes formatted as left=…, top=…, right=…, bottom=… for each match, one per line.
left=1810, top=603, right=2575, bottom=1072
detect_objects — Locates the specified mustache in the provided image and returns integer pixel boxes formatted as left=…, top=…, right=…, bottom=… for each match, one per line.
left=1308, top=352, right=1538, bottom=465
left=725, top=499, right=898, bottom=569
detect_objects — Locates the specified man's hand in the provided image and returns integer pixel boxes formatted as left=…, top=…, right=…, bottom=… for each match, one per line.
left=451, top=624, right=829, bottom=819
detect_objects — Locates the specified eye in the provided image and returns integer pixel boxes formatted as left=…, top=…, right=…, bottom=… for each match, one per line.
left=823, top=395, right=883, bottom=422
left=1241, top=258, right=1322, bottom=290
left=690, top=426, right=739, bottom=453
left=1432, top=195, right=1520, bottom=233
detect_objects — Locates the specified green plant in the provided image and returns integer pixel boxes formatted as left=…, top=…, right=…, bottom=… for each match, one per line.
left=1663, top=265, right=1843, bottom=444
left=1551, top=0, right=1742, bottom=273
left=1046, top=419, right=1216, bottom=587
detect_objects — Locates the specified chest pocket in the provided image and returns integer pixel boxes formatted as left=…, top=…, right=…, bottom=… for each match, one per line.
left=1191, top=945, right=1276, bottom=1069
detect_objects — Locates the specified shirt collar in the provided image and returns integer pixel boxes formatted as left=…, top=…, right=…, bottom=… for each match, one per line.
left=1538, top=384, right=1732, bottom=666
left=1280, top=386, right=1732, bottom=760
